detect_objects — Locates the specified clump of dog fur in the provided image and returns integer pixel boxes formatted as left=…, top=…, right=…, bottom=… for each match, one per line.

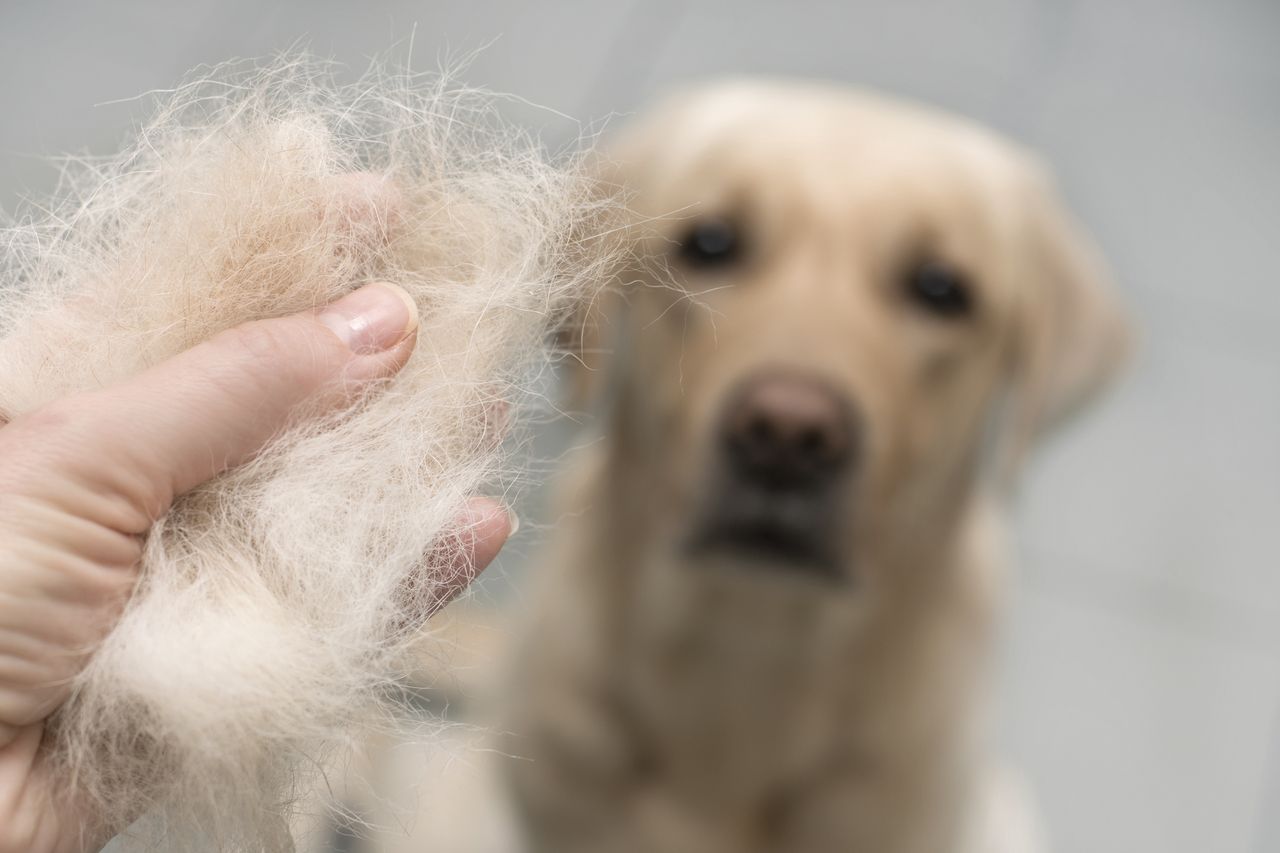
left=0, top=58, right=614, bottom=851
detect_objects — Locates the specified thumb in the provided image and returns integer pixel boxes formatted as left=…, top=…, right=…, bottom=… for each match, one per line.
left=2, top=281, right=418, bottom=532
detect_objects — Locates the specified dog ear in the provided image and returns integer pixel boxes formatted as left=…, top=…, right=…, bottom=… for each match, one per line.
left=556, top=265, right=630, bottom=414
left=997, top=163, right=1131, bottom=477
left=555, top=117, right=669, bottom=415
left=557, top=88, right=720, bottom=414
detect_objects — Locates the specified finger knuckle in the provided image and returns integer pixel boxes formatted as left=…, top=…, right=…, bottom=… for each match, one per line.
left=225, top=318, right=347, bottom=387
left=221, top=320, right=303, bottom=367
left=210, top=318, right=353, bottom=412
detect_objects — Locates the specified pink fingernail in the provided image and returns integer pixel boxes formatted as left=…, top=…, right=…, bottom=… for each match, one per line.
left=318, top=282, right=418, bottom=353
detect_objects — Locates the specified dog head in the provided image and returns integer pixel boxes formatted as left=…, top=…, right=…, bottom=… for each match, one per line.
left=571, top=80, right=1128, bottom=585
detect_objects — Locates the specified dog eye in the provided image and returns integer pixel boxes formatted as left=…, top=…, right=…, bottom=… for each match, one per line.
left=676, top=218, right=742, bottom=268
left=904, top=260, right=974, bottom=319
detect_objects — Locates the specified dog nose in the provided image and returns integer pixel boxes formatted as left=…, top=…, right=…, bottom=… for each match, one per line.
left=722, top=372, right=855, bottom=489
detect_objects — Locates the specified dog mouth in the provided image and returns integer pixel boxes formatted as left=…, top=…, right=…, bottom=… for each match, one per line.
left=686, top=487, right=846, bottom=580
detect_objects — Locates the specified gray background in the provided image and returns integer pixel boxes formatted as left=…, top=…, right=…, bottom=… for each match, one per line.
left=3, top=1, right=1278, bottom=851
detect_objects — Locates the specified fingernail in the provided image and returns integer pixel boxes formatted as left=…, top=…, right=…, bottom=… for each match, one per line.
left=318, top=282, right=418, bottom=353
left=458, top=498, right=517, bottom=538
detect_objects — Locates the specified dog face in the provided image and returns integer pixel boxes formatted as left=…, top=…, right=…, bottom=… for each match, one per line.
left=578, top=81, right=1127, bottom=587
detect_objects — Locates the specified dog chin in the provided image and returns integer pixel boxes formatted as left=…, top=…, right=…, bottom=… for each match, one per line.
left=685, top=515, right=848, bottom=582
left=683, top=467, right=853, bottom=581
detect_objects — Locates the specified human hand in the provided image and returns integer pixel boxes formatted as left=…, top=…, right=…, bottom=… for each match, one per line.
left=0, top=280, right=512, bottom=853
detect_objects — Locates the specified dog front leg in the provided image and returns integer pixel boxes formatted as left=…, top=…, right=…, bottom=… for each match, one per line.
left=505, top=684, right=750, bottom=853
left=763, top=758, right=972, bottom=853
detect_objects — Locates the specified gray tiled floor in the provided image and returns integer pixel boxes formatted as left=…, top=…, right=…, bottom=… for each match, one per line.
left=4, top=2, right=1278, bottom=851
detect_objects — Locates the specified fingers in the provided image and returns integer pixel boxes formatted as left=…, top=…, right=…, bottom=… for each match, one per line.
left=0, top=171, right=419, bottom=531
left=463, top=498, right=517, bottom=576
left=0, top=282, right=418, bottom=533
left=119, top=281, right=420, bottom=519
left=424, top=498, right=516, bottom=617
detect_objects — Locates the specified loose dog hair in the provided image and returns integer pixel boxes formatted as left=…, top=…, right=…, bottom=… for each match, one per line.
left=0, top=56, right=616, bottom=852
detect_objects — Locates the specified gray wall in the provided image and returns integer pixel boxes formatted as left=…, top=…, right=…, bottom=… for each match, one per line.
left=4, top=2, right=1278, bottom=851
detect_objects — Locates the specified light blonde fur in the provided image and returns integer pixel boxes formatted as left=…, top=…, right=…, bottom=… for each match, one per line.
left=504, top=80, right=1128, bottom=853
left=0, top=57, right=615, bottom=851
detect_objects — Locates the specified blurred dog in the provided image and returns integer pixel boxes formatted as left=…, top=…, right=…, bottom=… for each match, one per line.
left=503, top=80, right=1128, bottom=853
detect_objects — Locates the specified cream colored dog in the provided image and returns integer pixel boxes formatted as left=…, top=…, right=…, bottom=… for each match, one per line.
left=501, top=80, right=1128, bottom=853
